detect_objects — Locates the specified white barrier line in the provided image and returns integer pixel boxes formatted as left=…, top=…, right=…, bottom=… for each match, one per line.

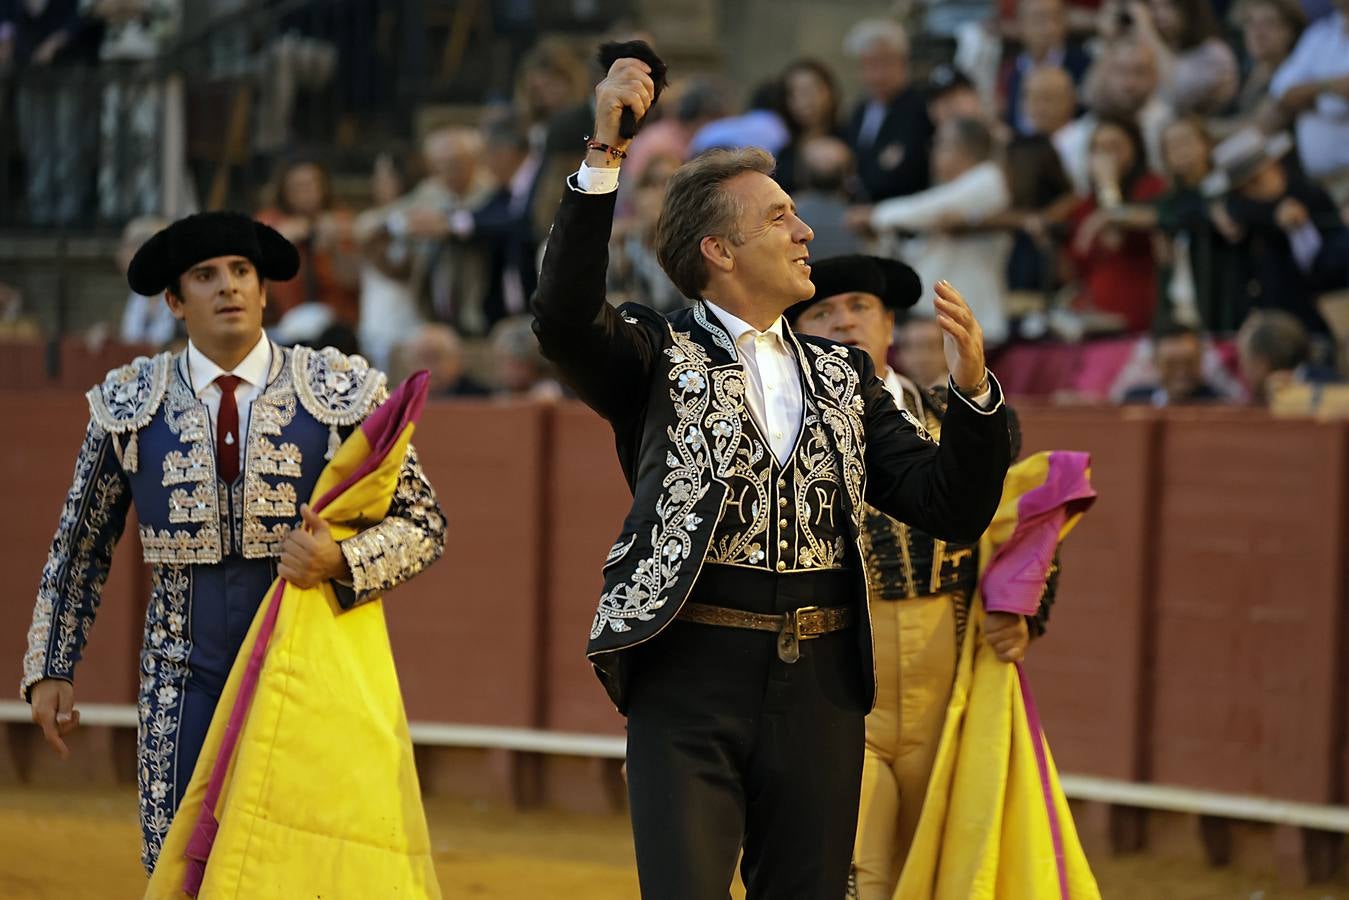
left=2, top=701, right=1346, bottom=830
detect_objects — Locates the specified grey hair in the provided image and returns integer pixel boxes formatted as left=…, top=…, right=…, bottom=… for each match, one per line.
left=843, top=19, right=910, bottom=58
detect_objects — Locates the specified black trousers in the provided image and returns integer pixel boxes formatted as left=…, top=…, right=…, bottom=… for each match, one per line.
left=625, top=566, right=868, bottom=900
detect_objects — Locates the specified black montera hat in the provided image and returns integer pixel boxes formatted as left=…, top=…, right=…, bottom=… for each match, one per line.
left=127, top=211, right=300, bottom=296
left=787, top=254, right=922, bottom=324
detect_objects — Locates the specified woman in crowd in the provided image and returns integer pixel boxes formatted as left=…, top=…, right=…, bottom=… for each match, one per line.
left=1068, top=115, right=1168, bottom=332
left=255, top=156, right=360, bottom=327
left=1105, top=0, right=1239, bottom=116
left=1224, top=0, right=1305, bottom=132
left=773, top=59, right=847, bottom=193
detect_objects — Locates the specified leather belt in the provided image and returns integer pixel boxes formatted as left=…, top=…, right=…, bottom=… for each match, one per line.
left=677, top=602, right=855, bottom=664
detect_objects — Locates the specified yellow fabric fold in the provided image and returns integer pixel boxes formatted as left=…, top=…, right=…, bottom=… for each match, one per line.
left=893, top=453, right=1100, bottom=900
left=145, top=421, right=440, bottom=900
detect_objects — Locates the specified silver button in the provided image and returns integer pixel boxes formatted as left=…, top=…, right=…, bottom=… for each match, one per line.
left=777, top=479, right=786, bottom=489
left=779, top=519, right=788, bottom=529
left=778, top=497, right=787, bottom=508
left=779, top=540, right=788, bottom=550
left=776, top=560, right=787, bottom=572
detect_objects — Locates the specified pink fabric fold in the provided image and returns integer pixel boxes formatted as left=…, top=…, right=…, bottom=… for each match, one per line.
left=981, top=451, right=1096, bottom=616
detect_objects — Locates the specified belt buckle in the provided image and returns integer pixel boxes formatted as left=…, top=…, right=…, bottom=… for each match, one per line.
left=776, top=606, right=818, bottom=664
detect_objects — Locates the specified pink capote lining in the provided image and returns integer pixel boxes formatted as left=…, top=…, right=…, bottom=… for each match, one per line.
left=181, top=372, right=429, bottom=895
left=981, top=451, right=1095, bottom=616
left=980, top=450, right=1094, bottom=900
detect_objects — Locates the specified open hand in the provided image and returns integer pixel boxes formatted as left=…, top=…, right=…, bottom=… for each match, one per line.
left=278, top=503, right=349, bottom=588
left=933, top=280, right=987, bottom=394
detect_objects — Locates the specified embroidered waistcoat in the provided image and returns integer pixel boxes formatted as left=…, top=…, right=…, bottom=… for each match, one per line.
left=87, top=344, right=386, bottom=565
left=704, top=385, right=848, bottom=574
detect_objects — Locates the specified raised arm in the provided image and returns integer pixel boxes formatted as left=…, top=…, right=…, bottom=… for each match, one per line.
left=531, top=56, right=666, bottom=423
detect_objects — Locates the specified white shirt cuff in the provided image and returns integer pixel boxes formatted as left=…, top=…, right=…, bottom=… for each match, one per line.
left=949, top=371, right=1002, bottom=414
left=573, top=162, right=621, bottom=194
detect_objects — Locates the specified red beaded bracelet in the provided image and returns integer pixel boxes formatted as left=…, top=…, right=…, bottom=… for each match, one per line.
left=585, top=138, right=628, bottom=160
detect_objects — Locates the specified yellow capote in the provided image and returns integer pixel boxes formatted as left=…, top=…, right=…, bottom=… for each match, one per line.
left=145, top=415, right=440, bottom=900
left=894, top=452, right=1100, bottom=900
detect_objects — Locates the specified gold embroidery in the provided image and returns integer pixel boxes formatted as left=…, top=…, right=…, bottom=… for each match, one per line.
left=248, top=481, right=297, bottom=519
left=291, top=345, right=386, bottom=460
left=341, top=517, right=439, bottom=598
left=85, top=354, right=172, bottom=474
left=242, top=519, right=291, bottom=556
left=161, top=445, right=213, bottom=486
left=139, top=522, right=221, bottom=564
left=251, top=439, right=304, bottom=478
left=167, top=483, right=214, bottom=524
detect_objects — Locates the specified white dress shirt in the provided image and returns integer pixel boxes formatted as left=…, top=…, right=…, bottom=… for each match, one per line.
left=702, top=301, right=804, bottom=465
left=182, top=333, right=273, bottom=448
left=1270, top=13, right=1349, bottom=180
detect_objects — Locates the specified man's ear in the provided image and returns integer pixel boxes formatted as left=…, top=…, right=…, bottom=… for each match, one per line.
left=699, top=235, right=734, bottom=276
left=163, top=288, right=186, bottom=322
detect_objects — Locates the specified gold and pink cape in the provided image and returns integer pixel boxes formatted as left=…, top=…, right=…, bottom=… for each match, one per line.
left=146, top=372, right=441, bottom=899
left=895, top=450, right=1100, bottom=900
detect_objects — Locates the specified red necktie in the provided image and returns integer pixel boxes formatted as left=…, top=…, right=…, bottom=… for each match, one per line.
left=215, top=374, right=243, bottom=483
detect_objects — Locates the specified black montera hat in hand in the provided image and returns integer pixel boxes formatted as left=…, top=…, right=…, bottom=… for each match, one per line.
left=787, top=254, right=922, bottom=324
left=127, top=211, right=301, bottom=296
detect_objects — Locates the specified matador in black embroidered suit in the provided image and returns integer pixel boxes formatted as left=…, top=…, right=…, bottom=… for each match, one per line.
left=531, top=54, right=1012, bottom=900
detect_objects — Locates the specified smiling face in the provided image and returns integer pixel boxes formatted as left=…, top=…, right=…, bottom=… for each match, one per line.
left=708, top=171, right=815, bottom=313
left=165, top=255, right=267, bottom=363
left=794, top=291, right=895, bottom=372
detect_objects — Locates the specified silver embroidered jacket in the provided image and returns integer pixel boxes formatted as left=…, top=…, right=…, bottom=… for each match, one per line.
left=533, top=184, right=1013, bottom=713
left=20, top=342, right=446, bottom=699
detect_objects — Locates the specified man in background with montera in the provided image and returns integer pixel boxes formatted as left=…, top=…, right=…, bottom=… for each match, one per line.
left=532, top=49, right=1011, bottom=898
left=21, top=212, right=446, bottom=873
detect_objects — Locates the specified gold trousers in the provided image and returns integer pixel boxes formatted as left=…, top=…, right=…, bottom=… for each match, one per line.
left=853, top=593, right=958, bottom=899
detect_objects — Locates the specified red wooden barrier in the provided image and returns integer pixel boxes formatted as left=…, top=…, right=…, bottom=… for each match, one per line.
left=384, top=399, right=548, bottom=728
left=1147, top=412, right=1348, bottom=803
left=1019, top=406, right=1160, bottom=782
left=541, top=404, right=630, bottom=736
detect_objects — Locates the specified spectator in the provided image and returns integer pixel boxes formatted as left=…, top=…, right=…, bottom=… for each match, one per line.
left=774, top=59, right=846, bottom=192
left=1222, top=0, right=1306, bottom=132
left=860, top=116, right=1014, bottom=345
left=520, top=38, right=590, bottom=239
left=1120, top=325, right=1225, bottom=404
left=842, top=18, right=934, bottom=202
left=1153, top=117, right=1247, bottom=332
left=1207, top=127, right=1343, bottom=335
left=367, top=126, right=491, bottom=335
left=489, top=315, right=563, bottom=400
left=1061, top=38, right=1171, bottom=193
left=255, top=156, right=360, bottom=327
left=1236, top=308, right=1336, bottom=402
left=998, top=118, right=1078, bottom=296
left=401, top=322, right=489, bottom=398
left=1023, top=65, right=1084, bottom=174
left=999, top=0, right=1093, bottom=135
left=792, top=136, right=865, bottom=260
left=609, top=153, right=685, bottom=312
left=1269, top=0, right=1349, bottom=201
left=450, top=116, right=542, bottom=332
left=926, top=64, right=991, bottom=131
left=6, top=0, right=101, bottom=225
left=116, top=215, right=178, bottom=346
left=88, top=0, right=180, bottom=222
left=353, top=148, right=423, bottom=370
left=688, top=79, right=790, bottom=156
left=894, top=315, right=950, bottom=388
left=1102, top=0, right=1239, bottom=116
left=1067, top=115, right=1168, bottom=332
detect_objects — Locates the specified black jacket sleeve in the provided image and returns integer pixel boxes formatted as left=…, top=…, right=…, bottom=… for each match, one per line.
left=531, top=179, right=663, bottom=424
left=858, top=351, right=1011, bottom=544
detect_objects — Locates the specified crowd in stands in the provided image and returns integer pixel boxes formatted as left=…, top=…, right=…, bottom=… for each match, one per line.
left=4, top=0, right=1349, bottom=410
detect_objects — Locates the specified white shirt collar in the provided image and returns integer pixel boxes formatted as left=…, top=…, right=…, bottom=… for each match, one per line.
left=186, top=332, right=272, bottom=397
left=702, top=299, right=788, bottom=349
